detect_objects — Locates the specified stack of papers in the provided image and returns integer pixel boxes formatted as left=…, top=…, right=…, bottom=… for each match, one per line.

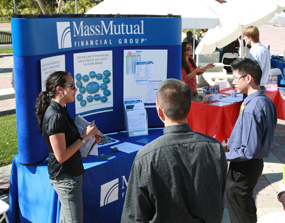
left=208, top=90, right=243, bottom=106
left=110, top=142, right=143, bottom=154
left=219, top=94, right=243, bottom=103
left=124, top=99, right=148, bottom=137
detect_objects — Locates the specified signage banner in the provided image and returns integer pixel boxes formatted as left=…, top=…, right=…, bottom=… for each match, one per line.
left=11, top=16, right=181, bottom=56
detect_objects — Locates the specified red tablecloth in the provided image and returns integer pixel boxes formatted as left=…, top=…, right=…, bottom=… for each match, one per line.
left=187, top=88, right=285, bottom=143
left=266, top=89, right=285, bottom=120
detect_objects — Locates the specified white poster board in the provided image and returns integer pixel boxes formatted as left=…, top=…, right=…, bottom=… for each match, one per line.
left=123, top=50, right=167, bottom=107
left=40, top=55, right=65, bottom=91
left=74, top=51, right=113, bottom=116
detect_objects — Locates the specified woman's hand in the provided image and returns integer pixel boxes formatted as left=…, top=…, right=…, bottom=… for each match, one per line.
left=95, top=132, right=104, bottom=144
left=205, top=63, right=215, bottom=69
left=195, top=65, right=207, bottom=73
left=81, top=121, right=100, bottom=140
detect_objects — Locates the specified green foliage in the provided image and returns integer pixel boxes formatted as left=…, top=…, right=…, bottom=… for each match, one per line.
left=61, top=0, right=97, bottom=14
left=0, top=0, right=14, bottom=16
left=0, top=0, right=98, bottom=17
left=0, top=114, right=18, bottom=167
left=182, top=29, right=202, bottom=35
left=0, top=48, right=13, bottom=54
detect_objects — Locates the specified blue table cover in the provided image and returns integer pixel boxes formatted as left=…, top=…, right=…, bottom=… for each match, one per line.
left=8, top=129, right=163, bottom=223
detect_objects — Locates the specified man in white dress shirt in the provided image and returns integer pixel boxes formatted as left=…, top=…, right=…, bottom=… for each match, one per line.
left=243, top=26, right=271, bottom=88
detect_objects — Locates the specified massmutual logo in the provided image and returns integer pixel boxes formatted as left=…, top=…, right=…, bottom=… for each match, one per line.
left=56, top=20, right=147, bottom=50
left=100, top=176, right=128, bottom=207
left=56, top=22, right=72, bottom=49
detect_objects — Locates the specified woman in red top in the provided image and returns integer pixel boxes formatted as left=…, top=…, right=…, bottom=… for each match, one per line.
left=181, top=42, right=214, bottom=101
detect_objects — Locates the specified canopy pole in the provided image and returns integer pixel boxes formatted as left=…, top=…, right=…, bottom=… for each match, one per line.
left=193, top=28, right=196, bottom=60
left=240, top=26, right=244, bottom=58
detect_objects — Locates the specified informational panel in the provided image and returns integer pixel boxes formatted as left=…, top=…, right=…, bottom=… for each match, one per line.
left=40, top=55, right=65, bottom=91
left=74, top=51, right=113, bottom=116
left=123, top=50, right=167, bottom=106
left=11, top=15, right=181, bottom=164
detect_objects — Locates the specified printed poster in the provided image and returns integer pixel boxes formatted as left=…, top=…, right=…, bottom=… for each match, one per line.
left=40, top=55, right=65, bottom=91
left=123, top=50, right=167, bottom=106
left=74, top=51, right=113, bottom=116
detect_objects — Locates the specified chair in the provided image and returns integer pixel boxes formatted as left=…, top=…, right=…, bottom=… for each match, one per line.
left=221, top=53, right=238, bottom=73
left=0, top=199, right=9, bottom=223
left=269, top=68, right=285, bottom=84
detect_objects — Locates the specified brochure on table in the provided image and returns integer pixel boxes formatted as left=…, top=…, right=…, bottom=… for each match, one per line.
left=124, top=99, right=148, bottom=137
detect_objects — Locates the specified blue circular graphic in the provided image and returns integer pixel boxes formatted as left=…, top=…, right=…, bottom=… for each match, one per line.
left=100, top=83, right=108, bottom=90
left=79, top=86, right=86, bottom=94
left=86, top=82, right=100, bottom=94
left=96, top=73, right=103, bottom=80
left=103, top=70, right=111, bottom=77
left=83, top=75, right=89, bottom=82
left=100, top=96, right=108, bottom=103
left=77, top=94, right=83, bottom=101
left=87, top=95, right=93, bottom=103
left=76, top=81, right=83, bottom=88
left=76, top=73, right=82, bottom=81
left=80, top=100, right=87, bottom=107
left=94, top=94, right=101, bottom=101
left=103, top=89, right=111, bottom=96
left=103, top=77, right=110, bottom=84
left=89, top=71, right=96, bottom=78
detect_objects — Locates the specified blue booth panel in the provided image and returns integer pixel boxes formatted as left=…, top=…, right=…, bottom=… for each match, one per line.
left=11, top=15, right=181, bottom=165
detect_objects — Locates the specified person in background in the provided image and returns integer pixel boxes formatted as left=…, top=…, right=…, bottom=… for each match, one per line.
left=243, top=26, right=271, bottom=88
left=197, top=29, right=208, bottom=42
left=223, top=58, right=277, bottom=223
left=221, top=39, right=240, bottom=73
left=183, top=30, right=198, bottom=49
left=121, top=78, right=227, bottom=223
left=257, top=180, right=285, bottom=223
left=35, top=71, right=103, bottom=223
left=278, top=180, right=285, bottom=210
left=181, top=42, right=214, bottom=102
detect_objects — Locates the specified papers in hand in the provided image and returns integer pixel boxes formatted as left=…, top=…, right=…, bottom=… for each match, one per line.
left=74, top=115, right=98, bottom=158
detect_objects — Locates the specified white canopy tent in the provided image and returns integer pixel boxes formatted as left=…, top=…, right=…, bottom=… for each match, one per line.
left=86, top=0, right=223, bottom=56
left=195, top=0, right=285, bottom=55
left=268, top=12, right=285, bottom=25
left=86, top=0, right=222, bottom=29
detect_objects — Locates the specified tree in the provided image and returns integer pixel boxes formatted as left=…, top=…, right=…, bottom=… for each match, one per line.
left=0, top=0, right=98, bottom=17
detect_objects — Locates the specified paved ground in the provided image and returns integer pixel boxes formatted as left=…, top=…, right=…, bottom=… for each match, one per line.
left=0, top=23, right=285, bottom=222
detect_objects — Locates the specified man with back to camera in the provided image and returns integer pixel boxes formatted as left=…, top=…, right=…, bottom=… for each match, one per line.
left=243, top=26, right=271, bottom=89
left=121, top=78, right=227, bottom=223
left=224, top=58, right=277, bottom=223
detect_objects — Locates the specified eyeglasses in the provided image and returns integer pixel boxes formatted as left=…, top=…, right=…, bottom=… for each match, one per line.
left=233, top=75, right=246, bottom=83
left=64, top=83, right=76, bottom=90
left=186, top=46, right=192, bottom=51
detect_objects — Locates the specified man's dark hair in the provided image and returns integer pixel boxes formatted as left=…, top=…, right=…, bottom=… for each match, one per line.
left=231, top=58, right=262, bottom=85
left=157, top=79, right=191, bottom=120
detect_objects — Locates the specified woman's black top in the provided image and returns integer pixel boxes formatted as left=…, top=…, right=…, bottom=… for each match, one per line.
left=42, top=100, right=84, bottom=180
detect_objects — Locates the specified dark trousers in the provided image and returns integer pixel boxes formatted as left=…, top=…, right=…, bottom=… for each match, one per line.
left=226, top=159, right=264, bottom=223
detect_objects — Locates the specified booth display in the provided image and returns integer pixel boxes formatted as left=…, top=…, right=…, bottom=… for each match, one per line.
left=11, top=15, right=181, bottom=165
left=9, top=15, right=181, bottom=222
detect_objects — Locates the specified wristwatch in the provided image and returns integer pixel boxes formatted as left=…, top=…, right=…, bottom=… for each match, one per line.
left=79, top=136, right=86, bottom=144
